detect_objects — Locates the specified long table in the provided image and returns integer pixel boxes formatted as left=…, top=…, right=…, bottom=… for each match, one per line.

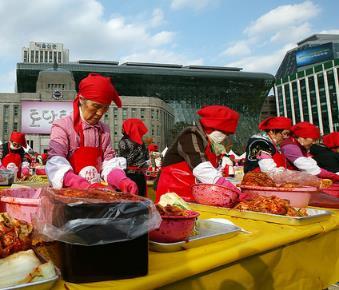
left=52, top=206, right=339, bottom=290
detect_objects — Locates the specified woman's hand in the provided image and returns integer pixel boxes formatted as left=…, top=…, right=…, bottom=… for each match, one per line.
left=119, top=178, right=138, bottom=194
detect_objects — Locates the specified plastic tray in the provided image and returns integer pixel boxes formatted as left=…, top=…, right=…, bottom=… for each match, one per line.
left=1, top=251, right=60, bottom=290
left=189, top=203, right=332, bottom=226
left=1, top=274, right=59, bottom=290
left=149, top=219, right=241, bottom=252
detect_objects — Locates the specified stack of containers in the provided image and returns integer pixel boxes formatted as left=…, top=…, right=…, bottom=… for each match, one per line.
left=35, top=188, right=161, bottom=283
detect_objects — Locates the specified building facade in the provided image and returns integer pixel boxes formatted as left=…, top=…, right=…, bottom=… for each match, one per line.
left=1, top=68, right=174, bottom=152
left=22, top=41, right=69, bottom=64
left=16, top=61, right=275, bottom=151
left=275, top=34, right=339, bottom=134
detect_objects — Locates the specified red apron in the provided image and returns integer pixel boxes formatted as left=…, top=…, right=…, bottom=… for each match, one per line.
left=2, top=151, right=22, bottom=178
left=155, top=143, right=218, bottom=202
left=69, top=125, right=103, bottom=181
left=2, top=143, right=23, bottom=177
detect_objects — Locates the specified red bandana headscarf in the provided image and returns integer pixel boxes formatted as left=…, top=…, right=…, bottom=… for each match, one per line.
left=148, top=144, right=159, bottom=152
left=122, top=118, right=148, bottom=145
left=73, top=73, right=122, bottom=136
left=291, top=122, right=320, bottom=139
left=258, top=116, right=292, bottom=131
left=10, top=132, right=26, bottom=147
left=323, top=132, right=339, bottom=148
left=197, top=105, right=239, bottom=134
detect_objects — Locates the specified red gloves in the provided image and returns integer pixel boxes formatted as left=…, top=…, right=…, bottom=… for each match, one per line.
left=119, top=178, right=138, bottom=194
left=107, top=168, right=139, bottom=194
left=216, top=177, right=241, bottom=194
left=63, top=170, right=90, bottom=189
left=21, top=167, right=30, bottom=178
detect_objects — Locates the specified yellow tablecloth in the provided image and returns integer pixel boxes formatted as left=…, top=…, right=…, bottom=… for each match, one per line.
left=52, top=207, right=339, bottom=290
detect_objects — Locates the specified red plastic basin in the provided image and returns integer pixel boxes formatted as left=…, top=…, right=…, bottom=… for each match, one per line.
left=0, top=188, right=41, bottom=222
left=239, top=185, right=319, bottom=208
left=149, top=210, right=199, bottom=243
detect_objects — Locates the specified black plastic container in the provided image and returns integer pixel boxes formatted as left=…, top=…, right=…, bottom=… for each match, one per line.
left=51, top=198, right=149, bottom=283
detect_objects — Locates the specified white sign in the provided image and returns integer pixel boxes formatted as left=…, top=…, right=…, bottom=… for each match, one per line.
left=21, top=101, right=73, bottom=134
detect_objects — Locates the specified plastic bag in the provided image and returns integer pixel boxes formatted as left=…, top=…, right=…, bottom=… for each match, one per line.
left=33, top=187, right=161, bottom=246
left=267, top=168, right=321, bottom=187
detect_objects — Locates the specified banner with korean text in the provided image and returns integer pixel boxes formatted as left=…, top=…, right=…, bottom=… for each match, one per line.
left=21, top=101, right=73, bottom=134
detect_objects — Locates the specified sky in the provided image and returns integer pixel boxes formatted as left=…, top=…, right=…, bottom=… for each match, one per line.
left=0, top=0, right=338, bottom=93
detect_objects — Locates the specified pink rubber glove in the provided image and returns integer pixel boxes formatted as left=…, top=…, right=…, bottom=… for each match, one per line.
left=107, top=168, right=128, bottom=188
left=63, top=170, right=90, bottom=189
left=215, top=177, right=241, bottom=204
left=119, top=178, right=138, bottom=194
left=317, top=169, right=339, bottom=182
left=107, top=168, right=138, bottom=194
left=216, top=177, right=241, bottom=193
left=21, top=167, right=30, bottom=176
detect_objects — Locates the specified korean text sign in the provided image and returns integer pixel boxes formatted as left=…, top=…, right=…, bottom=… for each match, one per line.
left=21, top=101, right=73, bottom=134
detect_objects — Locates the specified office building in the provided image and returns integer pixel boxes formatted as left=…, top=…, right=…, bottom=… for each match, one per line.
left=22, top=41, right=69, bottom=64
left=16, top=61, right=275, bottom=150
left=275, top=34, right=339, bottom=133
left=1, top=67, right=174, bottom=152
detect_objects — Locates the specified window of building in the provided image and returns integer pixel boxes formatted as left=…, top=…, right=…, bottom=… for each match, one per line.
left=308, top=76, right=320, bottom=127
left=3, top=105, right=9, bottom=120
left=40, top=51, right=43, bottom=62
left=113, top=108, right=118, bottom=119
left=13, top=122, right=18, bottom=131
left=3, top=122, right=8, bottom=135
left=14, top=105, right=19, bottom=117
left=30, top=51, right=34, bottom=62
left=49, top=51, right=52, bottom=63
left=140, top=108, right=145, bottom=119
left=292, top=81, right=300, bottom=122
left=35, top=51, right=39, bottom=63
left=44, top=51, right=48, bottom=62
left=131, top=108, right=137, bottom=117
left=104, top=113, right=109, bottom=123
left=299, top=79, right=309, bottom=122
left=122, top=108, right=128, bottom=120
left=326, top=69, right=339, bottom=131
left=151, top=109, right=155, bottom=119
left=157, top=125, right=160, bottom=136
left=151, top=124, right=155, bottom=136
left=58, top=52, right=61, bottom=63
left=156, top=110, right=159, bottom=120
left=23, top=51, right=28, bottom=62
left=284, top=84, right=292, bottom=120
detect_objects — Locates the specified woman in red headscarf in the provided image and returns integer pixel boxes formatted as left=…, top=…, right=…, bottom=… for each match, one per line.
left=118, top=118, right=149, bottom=196
left=0, top=131, right=30, bottom=178
left=281, top=122, right=339, bottom=182
left=155, top=105, right=242, bottom=202
left=244, top=116, right=292, bottom=173
left=323, top=132, right=339, bottom=153
left=46, top=73, right=138, bottom=193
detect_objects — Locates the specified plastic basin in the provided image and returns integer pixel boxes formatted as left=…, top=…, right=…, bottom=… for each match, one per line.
left=239, top=185, right=319, bottom=208
left=191, top=184, right=239, bottom=207
left=149, top=210, right=199, bottom=243
left=0, top=188, right=41, bottom=222
left=35, top=167, right=46, bottom=175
